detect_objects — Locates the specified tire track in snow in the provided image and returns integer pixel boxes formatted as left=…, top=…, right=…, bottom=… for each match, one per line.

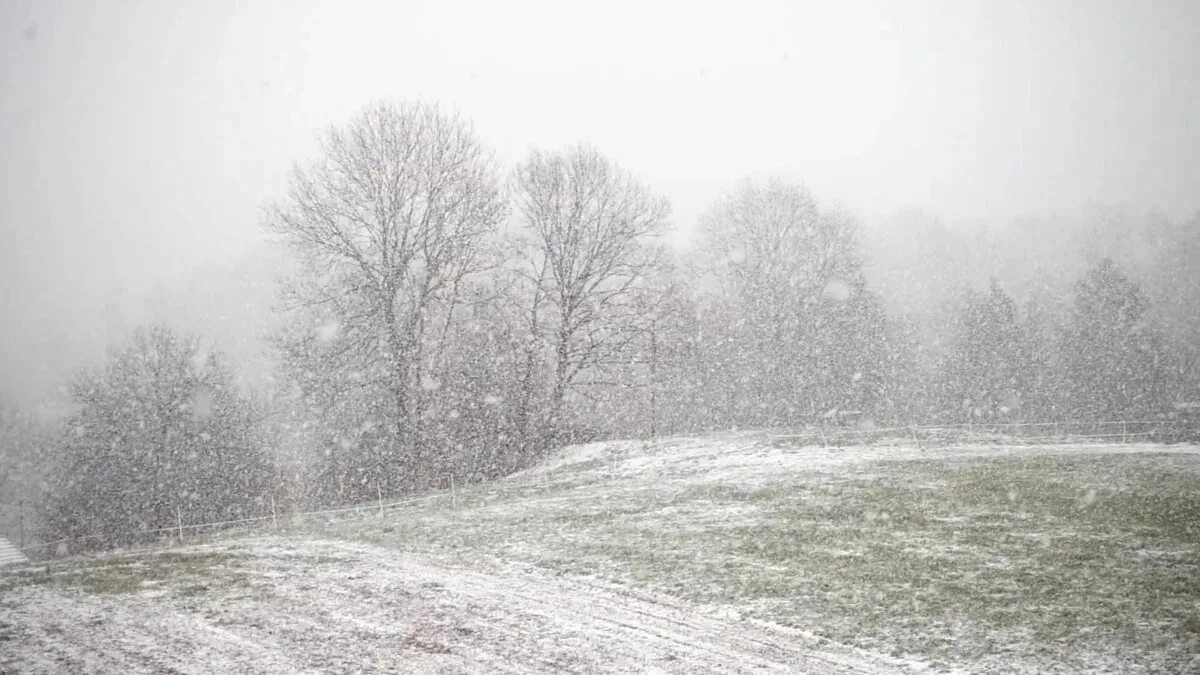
left=1, top=537, right=908, bottom=674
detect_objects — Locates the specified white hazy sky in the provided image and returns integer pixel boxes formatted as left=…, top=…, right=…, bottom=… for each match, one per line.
left=2, top=0, right=1198, bottom=406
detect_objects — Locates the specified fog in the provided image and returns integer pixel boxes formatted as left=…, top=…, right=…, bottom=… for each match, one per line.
left=4, top=6, right=1200, bottom=670
left=2, top=0, right=1198, bottom=410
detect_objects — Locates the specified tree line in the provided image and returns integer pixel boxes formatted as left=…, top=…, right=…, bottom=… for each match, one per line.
left=4, top=101, right=1197, bottom=550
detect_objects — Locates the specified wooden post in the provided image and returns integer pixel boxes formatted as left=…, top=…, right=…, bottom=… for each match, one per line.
left=1122, top=421, right=1127, bottom=443
left=377, top=482, right=384, bottom=515
left=18, top=499, right=24, bottom=549
left=910, top=426, right=921, bottom=450
left=271, top=495, right=278, bottom=530
left=176, top=505, right=185, bottom=544
left=450, top=473, right=457, bottom=509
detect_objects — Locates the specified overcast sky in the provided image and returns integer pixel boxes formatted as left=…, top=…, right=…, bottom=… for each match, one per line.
left=2, top=0, right=1198, bottom=408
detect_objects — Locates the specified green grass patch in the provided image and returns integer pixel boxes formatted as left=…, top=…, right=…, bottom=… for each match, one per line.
left=0, top=551, right=246, bottom=597
left=578, top=454, right=1200, bottom=668
left=339, top=449, right=1200, bottom=671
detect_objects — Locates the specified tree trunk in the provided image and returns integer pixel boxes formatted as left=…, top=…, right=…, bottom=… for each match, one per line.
left=382, top=301, right=413, bottom=490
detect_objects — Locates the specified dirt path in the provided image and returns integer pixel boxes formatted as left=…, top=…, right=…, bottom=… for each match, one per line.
left=1, top=537, right=906, bottom=674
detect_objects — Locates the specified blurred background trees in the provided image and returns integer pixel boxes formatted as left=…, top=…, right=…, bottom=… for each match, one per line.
left=46, top=326, right=272, bottom=546
left=5, top=101, right=1198, bottom=546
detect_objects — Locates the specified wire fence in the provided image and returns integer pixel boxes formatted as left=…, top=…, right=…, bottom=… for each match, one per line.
left=780, top=419, right=1200, bottom=447
left=8, top=418, right=1199, bottom=561
left=13, top=490, right=455, bottom=560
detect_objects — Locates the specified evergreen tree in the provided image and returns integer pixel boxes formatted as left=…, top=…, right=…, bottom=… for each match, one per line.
left=1062, top=259, right=1167, bottom=420
left=1017, top=299, right=1066, bottom=422
left=942, top=279, right=1027, bottom=421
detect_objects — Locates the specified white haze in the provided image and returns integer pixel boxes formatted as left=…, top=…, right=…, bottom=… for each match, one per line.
left=2, top=0, right=1198, bottom=410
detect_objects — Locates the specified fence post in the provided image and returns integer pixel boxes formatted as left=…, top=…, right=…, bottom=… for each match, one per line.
left=18, top=499, right=24, bottom=549
left=176, top=505, right=185, bottom=544
left=271, top=495, right=278, bottom=530
left=910, top=426, right=921, bottom=450
left=377, top=482, right=384, bottom=515
left=1122, top=421, right=1127, bottom=443
left=451, top=473, right=457, bottom=509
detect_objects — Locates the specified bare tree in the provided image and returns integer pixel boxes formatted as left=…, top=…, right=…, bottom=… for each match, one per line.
left=696, top=180, right=882, bottom=425
left=512, top=146, right=671, bottom=440
left=699, top=180, right=861, bottom=318
left=47, top=326, right=273, bottom=549
left=266, top=102, right=506, bottom=491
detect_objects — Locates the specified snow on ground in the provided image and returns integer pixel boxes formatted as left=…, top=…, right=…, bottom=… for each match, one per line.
left=428, top=435, right=1200, bottom=673
left=4, top=433, right=1198, bottom=674
left=526, top=434, right=1200, bottom=489
left=0, top=537, right=906, bottom=674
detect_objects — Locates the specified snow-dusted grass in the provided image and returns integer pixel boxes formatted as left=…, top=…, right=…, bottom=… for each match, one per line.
left=325, top=437, right=1200, bottom=673
left=0, top=550, right=245, bottom=596
left=587, top=455, right=1200, bottom=672
left=3, top=434, right=1198, bottom=673
left=0, top=538, right=901, bottom=673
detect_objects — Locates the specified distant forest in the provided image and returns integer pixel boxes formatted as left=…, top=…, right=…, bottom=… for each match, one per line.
left=3, top=101, right=1198, bottom=549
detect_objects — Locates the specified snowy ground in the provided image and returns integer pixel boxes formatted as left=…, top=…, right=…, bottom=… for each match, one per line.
left=0, top=538, right=902, bottom=674
left=3, top=434, right=1199, bottom=673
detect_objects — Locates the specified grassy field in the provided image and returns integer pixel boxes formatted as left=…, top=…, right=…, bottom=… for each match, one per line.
left=3, top=435, right=1198, bottom=673
left=321, top=438, right=1200, bottom=673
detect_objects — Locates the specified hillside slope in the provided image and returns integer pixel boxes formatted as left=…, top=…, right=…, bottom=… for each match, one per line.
left=3, top=433, right=1198, bottom=673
